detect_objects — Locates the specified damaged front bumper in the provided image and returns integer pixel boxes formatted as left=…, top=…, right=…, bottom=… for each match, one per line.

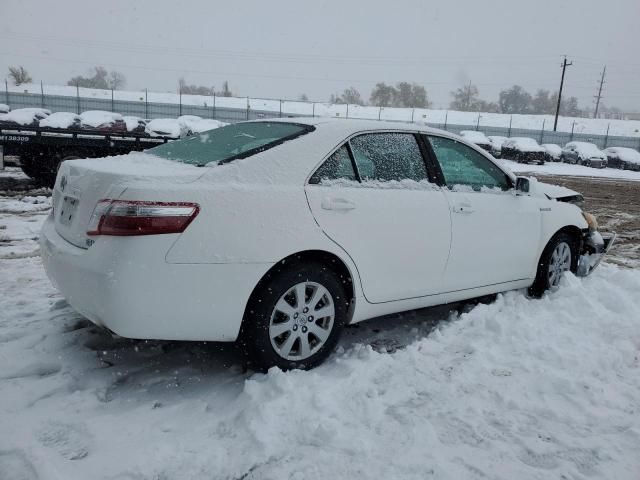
left=576, top=231, right=616, bottom=277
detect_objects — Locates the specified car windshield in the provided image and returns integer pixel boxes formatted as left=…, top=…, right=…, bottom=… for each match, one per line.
left=148, top=122, right=313, bottom=166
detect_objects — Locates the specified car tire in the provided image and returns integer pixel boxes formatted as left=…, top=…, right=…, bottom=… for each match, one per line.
left=584, top=159, right=591, bottom=167
left=529, top=232, right=579, bottom=298
left=239, top=261, right=349, bottom=371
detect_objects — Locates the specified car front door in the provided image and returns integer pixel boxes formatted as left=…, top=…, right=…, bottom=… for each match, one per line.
left=305, top=132, right=452, bottom=303
left=426, top=135, right=541, bottom=292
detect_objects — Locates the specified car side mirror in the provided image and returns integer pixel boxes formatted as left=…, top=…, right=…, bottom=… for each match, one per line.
left=515, top=176, right=530, bottom=193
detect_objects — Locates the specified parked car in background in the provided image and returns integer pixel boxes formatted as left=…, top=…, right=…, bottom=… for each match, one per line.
left=145, top=118, right=191, bottom=138
left=487, top=135, right=508, bottom=158
left=0, top=104, right=10, bottom=114
left=602, top=147, right=640, bottom=170
left=41, top=118, right=614, bottom=371
left=541, top=143, right=562, bottom=162
left=39, top=112, right=82, bottom=130
left=0, top=107, right=51, bottom=127
left=80, top=111, right=127, bottom=133
left=123, top=116, right=148, bottom=135
left=459, top=130, right=492, bottom=152
left=561, top=142, right=607, bottom=168
left=177, top=115, right=204, bottom=132
left=190, top=118, right=228, bottom=133
left=501, top=137, right=546, bottom=164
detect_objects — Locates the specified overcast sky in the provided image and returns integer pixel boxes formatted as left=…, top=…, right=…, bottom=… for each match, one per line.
left=1, top=0, right=639, bottom=110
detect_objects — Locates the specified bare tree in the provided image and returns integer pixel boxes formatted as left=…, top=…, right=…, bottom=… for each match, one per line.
left=449, top=83, right=480, bottom=111
left=8, top=66, right=32, bottom=85
left=108, top=71, right=126, bottom=90
left=178, top=77, right=213, bottom=95
left=68, top=67, right=125, bottom=90
left=218, top=81, right=232, bottom=97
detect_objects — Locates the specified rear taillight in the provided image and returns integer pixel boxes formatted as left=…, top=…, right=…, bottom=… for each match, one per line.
left=87, top=200, right=199, bottom=236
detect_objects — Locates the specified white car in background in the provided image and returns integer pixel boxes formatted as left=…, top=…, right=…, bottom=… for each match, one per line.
left=501, top=137, right=546, bottom=164
left=145, top=118, right=191, bottom=138
left=39, top=112, right=82, bottom=129
left=80, top=110, right=126, bottom=133
left=459, top=130, right=492, bottom=152
left=40, top=119, right=614, bottom=371
left=487, top=135, right=508, bottom=157
left=0, top=107, right=51, bottom=126
left=541, top=143, right=562, bottom=162
left=602, top=147, right=640, bottom=171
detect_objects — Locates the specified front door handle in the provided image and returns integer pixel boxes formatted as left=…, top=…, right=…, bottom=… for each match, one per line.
left=453, top=202, right=474, bottom=214
left=321, top=197, right=356, bottom=211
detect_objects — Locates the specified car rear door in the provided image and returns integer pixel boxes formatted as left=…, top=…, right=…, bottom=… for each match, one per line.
left=305, top=132, right=451, bottom=303
left=425, top=135, right=541, bottom=292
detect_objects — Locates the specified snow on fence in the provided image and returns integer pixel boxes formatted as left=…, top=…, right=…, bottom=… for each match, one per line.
left=4, top=82, right=640, bottom=151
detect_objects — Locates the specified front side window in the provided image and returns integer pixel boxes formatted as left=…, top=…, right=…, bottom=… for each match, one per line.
left=428, top=136, right=511, bottom=191
left=309, top=145, right=356, bottom=184
left=349, top=133, right=428, bottom=182
left=149, top=122, right=313, bottom=166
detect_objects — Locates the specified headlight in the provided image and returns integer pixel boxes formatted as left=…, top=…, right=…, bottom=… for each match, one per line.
left=582, top=211, right=598, bottom=232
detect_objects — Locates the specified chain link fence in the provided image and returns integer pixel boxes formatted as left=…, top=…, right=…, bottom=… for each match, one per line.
left=4, top=88, right=640, bottom=152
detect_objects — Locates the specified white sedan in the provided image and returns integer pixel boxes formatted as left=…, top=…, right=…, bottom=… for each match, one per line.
left=40, top=119, right=614, bottom=370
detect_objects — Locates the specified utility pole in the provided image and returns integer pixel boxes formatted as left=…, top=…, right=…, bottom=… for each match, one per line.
left=553, top=56, right=573, bottom=131
left=593, top=65, right=606, bottom=118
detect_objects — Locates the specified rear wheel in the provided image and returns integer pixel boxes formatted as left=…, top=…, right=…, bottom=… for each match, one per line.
left=529, top=232, right=579, bottom=297
left=239, top=262, right=349, bottom=371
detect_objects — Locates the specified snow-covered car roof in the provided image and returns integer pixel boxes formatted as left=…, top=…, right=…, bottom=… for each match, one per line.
left=122, top=116, right=147, bottom=132
left=0, top=103, right=9, bottom=114
left=80, top=110, right=124, bottom=128
left=39, top=111, right=81, bottom=129
left=182, top=118, right=512, bottom=186
left=565, top=142, right=605, bottom=157
left=504, top=137, right=545, bottom=152
left=0, top=107, right=51, bottom=125
left=459, top=130, right=490, bottom=144
left=604, top=147, right=640, bottom=164
left=541, top=143, right=562, bottom=154
left=145, top=118, right=190, bottom=138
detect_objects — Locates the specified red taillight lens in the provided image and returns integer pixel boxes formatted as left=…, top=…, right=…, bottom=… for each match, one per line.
left=87, top=200, right=199, bottom=236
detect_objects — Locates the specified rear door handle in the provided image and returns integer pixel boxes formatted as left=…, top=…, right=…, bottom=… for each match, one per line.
left=453, top=202, right=474, bottom=214
left=321, top=197, right=356, bottom=211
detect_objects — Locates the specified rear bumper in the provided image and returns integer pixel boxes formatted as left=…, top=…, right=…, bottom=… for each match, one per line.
left=576, top=231, right=616, bottom=277
left=40, top=214, right=271, bottom=341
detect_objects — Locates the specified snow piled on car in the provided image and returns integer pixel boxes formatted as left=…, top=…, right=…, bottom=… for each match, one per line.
left=0, top=184, right=639, bottom=478
left=39, top=112, right=81, bottom=129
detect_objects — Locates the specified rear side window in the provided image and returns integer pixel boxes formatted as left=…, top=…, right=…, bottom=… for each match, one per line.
left=349, top=133, right=428, bottom=182
left=309, top=146, right=356, bottom=184
left=149, top=122, right=313, bottom=166
left=428, top=136, right=511, bottom=191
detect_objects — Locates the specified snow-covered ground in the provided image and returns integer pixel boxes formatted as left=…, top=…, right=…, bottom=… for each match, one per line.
left=8, top=82, right=640, bottom=137
left=1, top=168, right=639, bottom=479
left=501, top=158, right=640, bottom=182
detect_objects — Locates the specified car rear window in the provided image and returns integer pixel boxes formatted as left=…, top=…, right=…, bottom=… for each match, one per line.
left=148, top=121, right=313, bottom=166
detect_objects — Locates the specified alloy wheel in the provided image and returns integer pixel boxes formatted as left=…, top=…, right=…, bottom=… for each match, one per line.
left=548, top=241, right=572, bottom=288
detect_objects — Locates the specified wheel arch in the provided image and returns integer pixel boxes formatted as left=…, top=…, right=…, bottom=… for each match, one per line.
left=241, top=249, right=357, bottom=328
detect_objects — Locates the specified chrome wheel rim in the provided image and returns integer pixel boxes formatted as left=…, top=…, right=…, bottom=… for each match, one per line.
left=548, top=241, right=572, bottom=288
left=269, top=281, right=335, bottom=361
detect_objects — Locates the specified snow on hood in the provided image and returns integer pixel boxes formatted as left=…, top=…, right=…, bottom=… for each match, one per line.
left=39, top=112, right=81, bottom=129
left=0, top=108, right=51, bottom=125
left=536, top=181, right=583, bottom=202
left=80, top=110, right=123, bottom=127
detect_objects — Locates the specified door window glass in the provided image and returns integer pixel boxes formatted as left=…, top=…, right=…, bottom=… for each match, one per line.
left=308, top=145, right=356, bottom=184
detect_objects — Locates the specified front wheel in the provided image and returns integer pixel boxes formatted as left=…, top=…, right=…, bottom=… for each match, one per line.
left=529, top=232, right=579, bottom=297
left=239, top=262, right=349, bottom=371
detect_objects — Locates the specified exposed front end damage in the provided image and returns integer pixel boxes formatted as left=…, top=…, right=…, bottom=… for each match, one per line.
left=577, top=230, right=616, bottom=277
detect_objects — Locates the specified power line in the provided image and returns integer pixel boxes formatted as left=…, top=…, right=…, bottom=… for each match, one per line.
left=593, top=65, right=606, bottom=118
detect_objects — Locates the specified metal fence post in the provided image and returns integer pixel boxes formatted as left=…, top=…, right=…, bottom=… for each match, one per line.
left=411, top=108, right=415, bottom=123
left=378, top=106, right=382, bottom=121
left=475, top=113, right=481, bottom=130
left=540, top=118, right=545, bottom=143
left=145, top=89, right=148, bottom=118
left=246, top=97, right=250, bottom=120
left=179, top=89, right=182, bottom=116
left=312, top=102, right=315, bottom=118
left=444, top=111, right=448, bottom=130
left=279, top=99, right=282, bottom=118
left=76, top=83, right=80, bottom=114
left=111, top=89, right=114, bottom=112
left=346, top=103, right=349, bottom=119
left=212, top=93, right=216, bottom=119
left=4, top=79, right=8, bottom=107
left=40, top=81, right=45, bottom=109
left=508, top=115, right=512, bottom=137
left=604, top=124, right=610, bottom=149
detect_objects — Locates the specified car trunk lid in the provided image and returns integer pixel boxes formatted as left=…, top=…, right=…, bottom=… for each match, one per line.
left=52, top=152, right=204, bottom=248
